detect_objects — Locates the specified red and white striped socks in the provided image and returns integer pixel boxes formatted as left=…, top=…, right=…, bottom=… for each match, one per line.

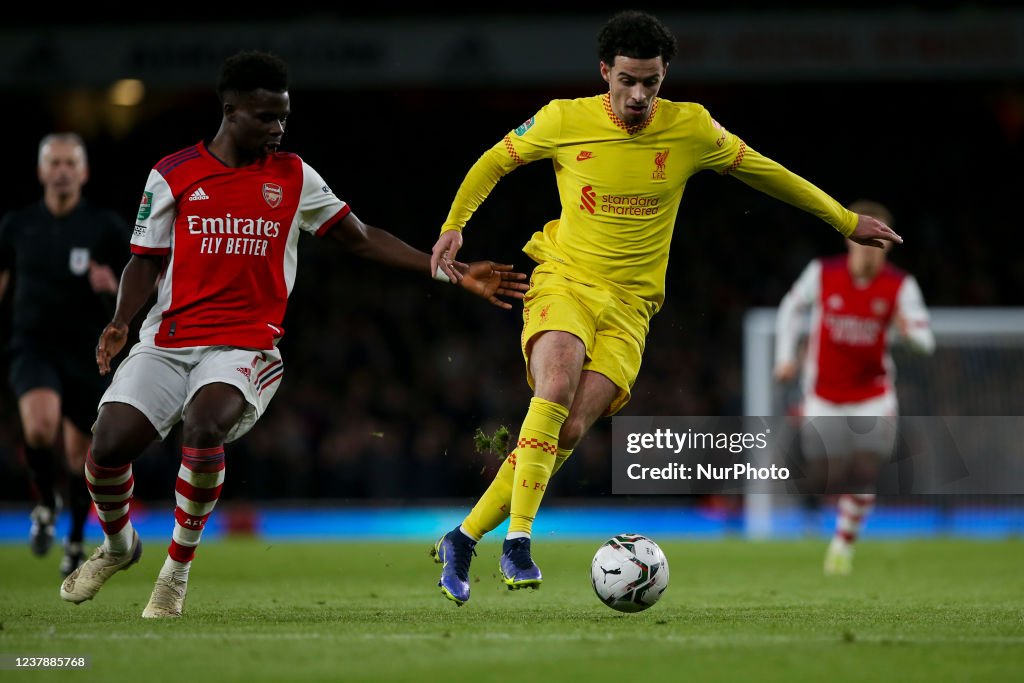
left=85, top=450, right=135, bottom=554
left=84, top=445, right=226, bottom=583
left=162, top=446, right=225, bottom=578
left=834, top=493, right=876, bottom=546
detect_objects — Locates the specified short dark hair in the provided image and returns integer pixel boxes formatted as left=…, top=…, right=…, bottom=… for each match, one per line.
left=597, top=10, right=678, bottom=66
left=217, top=50, right=289, bottom=102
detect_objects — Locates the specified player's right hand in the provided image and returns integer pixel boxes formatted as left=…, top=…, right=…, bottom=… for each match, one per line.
left=96, top=321, right=130, bottom=376
left=774, top=361, right=797, bottom=383
left=87, top=260, right=119, bottom=294
left=430, top=230, right=464, bottom=284
left=849, top=213, right=902, bottom=249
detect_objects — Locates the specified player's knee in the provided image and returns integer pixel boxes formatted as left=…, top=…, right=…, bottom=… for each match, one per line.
left=181, top=419, right=231, bottom=448
left=801, top=460, right=829, bottom=494
left=848, top=454, right=882, bottom=490
left=535, top=373, right=576, bottom=408
left=89, top=434, right=133, bottom=468
left=65, top=452, right=87, bottom=474
left=23, top=423, right=59, bottom=449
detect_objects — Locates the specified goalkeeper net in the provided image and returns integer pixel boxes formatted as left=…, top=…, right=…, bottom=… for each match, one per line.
left=742, top=307, right=1024, bottom=538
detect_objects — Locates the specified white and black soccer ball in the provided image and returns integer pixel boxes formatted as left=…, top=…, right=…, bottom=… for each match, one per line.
left=590, top=533, right=669, bottom=613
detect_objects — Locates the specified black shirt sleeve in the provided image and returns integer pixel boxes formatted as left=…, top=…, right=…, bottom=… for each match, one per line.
left=97, top=209, right=132, bottom=273
left=0, top=212, right=14, bottom=272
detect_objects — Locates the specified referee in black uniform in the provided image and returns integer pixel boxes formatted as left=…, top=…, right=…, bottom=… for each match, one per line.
left=0, top=132, right=129, bottom=576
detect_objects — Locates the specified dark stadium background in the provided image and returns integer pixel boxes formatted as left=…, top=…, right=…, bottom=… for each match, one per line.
left=0, top=3, right=1021, bottom=509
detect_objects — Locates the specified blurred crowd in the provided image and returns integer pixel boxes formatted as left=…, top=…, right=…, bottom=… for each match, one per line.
left=1, top=78, right=1022, bottom=504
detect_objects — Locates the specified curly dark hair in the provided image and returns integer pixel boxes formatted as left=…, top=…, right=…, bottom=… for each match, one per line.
left=217, top=50, right=289, bottom=102
left=597, top=10, right=678, bottom=65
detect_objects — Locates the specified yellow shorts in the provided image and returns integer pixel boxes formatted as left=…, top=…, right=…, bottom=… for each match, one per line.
left=520, top=264, right=650, bottom=416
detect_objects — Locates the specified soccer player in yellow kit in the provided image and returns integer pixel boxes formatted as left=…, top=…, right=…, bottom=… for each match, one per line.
left=429, top=10, right=903, bottom=605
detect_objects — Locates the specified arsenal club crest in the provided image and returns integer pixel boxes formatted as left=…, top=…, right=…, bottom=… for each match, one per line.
left=262, top=182, right=283, bottom=208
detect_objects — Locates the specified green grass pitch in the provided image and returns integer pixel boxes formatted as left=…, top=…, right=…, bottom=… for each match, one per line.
left=1, top=538, right=1022, bottom=682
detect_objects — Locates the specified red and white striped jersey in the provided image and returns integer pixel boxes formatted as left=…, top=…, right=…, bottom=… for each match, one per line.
left=131, top=142, right=349, bottom=349
left=775, top=254, right=934, bottom=404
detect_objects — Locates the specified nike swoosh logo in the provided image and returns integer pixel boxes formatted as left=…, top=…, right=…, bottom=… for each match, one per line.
left=576, top=151, right=594, bottom=161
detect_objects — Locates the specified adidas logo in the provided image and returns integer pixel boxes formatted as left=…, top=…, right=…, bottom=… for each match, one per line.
left=188, top=187, right=210, bottom=201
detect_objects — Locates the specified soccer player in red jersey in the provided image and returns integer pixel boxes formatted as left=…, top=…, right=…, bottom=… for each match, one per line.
left=58, top=50, right=528, bottom=618
left=774, top=199, right=935, bottom=575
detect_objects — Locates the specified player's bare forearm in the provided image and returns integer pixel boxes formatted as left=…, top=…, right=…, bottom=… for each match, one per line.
left=110, top=254, right=163, bottom=329
left=329, top=214, right=433, bottom=274
left=329, top=212, right=528, bottom=307
left=96, top=254, right=162, bottom=375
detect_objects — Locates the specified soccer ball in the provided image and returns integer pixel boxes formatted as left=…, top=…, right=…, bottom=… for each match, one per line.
left=590, top=533, right=669, bottom=613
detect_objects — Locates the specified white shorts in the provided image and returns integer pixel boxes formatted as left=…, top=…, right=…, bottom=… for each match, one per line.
left=98, top=341, right=284, bottom=443
left=799, top=392, right=897, bottom=459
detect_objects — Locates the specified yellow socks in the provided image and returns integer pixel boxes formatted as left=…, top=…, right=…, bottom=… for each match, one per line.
left=508, top=397, right=569, bottom=536
left=461, top=451, right=517, bottom=541
left=461, top=409, right=574, bottom=540
left=461, top=445, right=574, bottom=540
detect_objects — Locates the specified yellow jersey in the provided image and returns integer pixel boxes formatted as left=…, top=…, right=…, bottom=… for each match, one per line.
left=441, top=93, right=857, bottom=311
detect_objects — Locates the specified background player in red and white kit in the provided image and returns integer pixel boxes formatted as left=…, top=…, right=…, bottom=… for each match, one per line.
left=774, top=199, right=934, bottom=575
left=58, top=50, right=528, bottom=618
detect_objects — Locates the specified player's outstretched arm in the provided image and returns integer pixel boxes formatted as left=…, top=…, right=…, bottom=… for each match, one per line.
left=849, top=213, right=903, bottom=249
left=722, top=147, right=903, bottom=246
left=328, top=212, right=528, bottom=308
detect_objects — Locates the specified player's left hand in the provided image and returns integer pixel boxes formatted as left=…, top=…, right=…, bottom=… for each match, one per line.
left=455, top=261, right=529, bottom=309
left=849, top=214, right=903, bottom=248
